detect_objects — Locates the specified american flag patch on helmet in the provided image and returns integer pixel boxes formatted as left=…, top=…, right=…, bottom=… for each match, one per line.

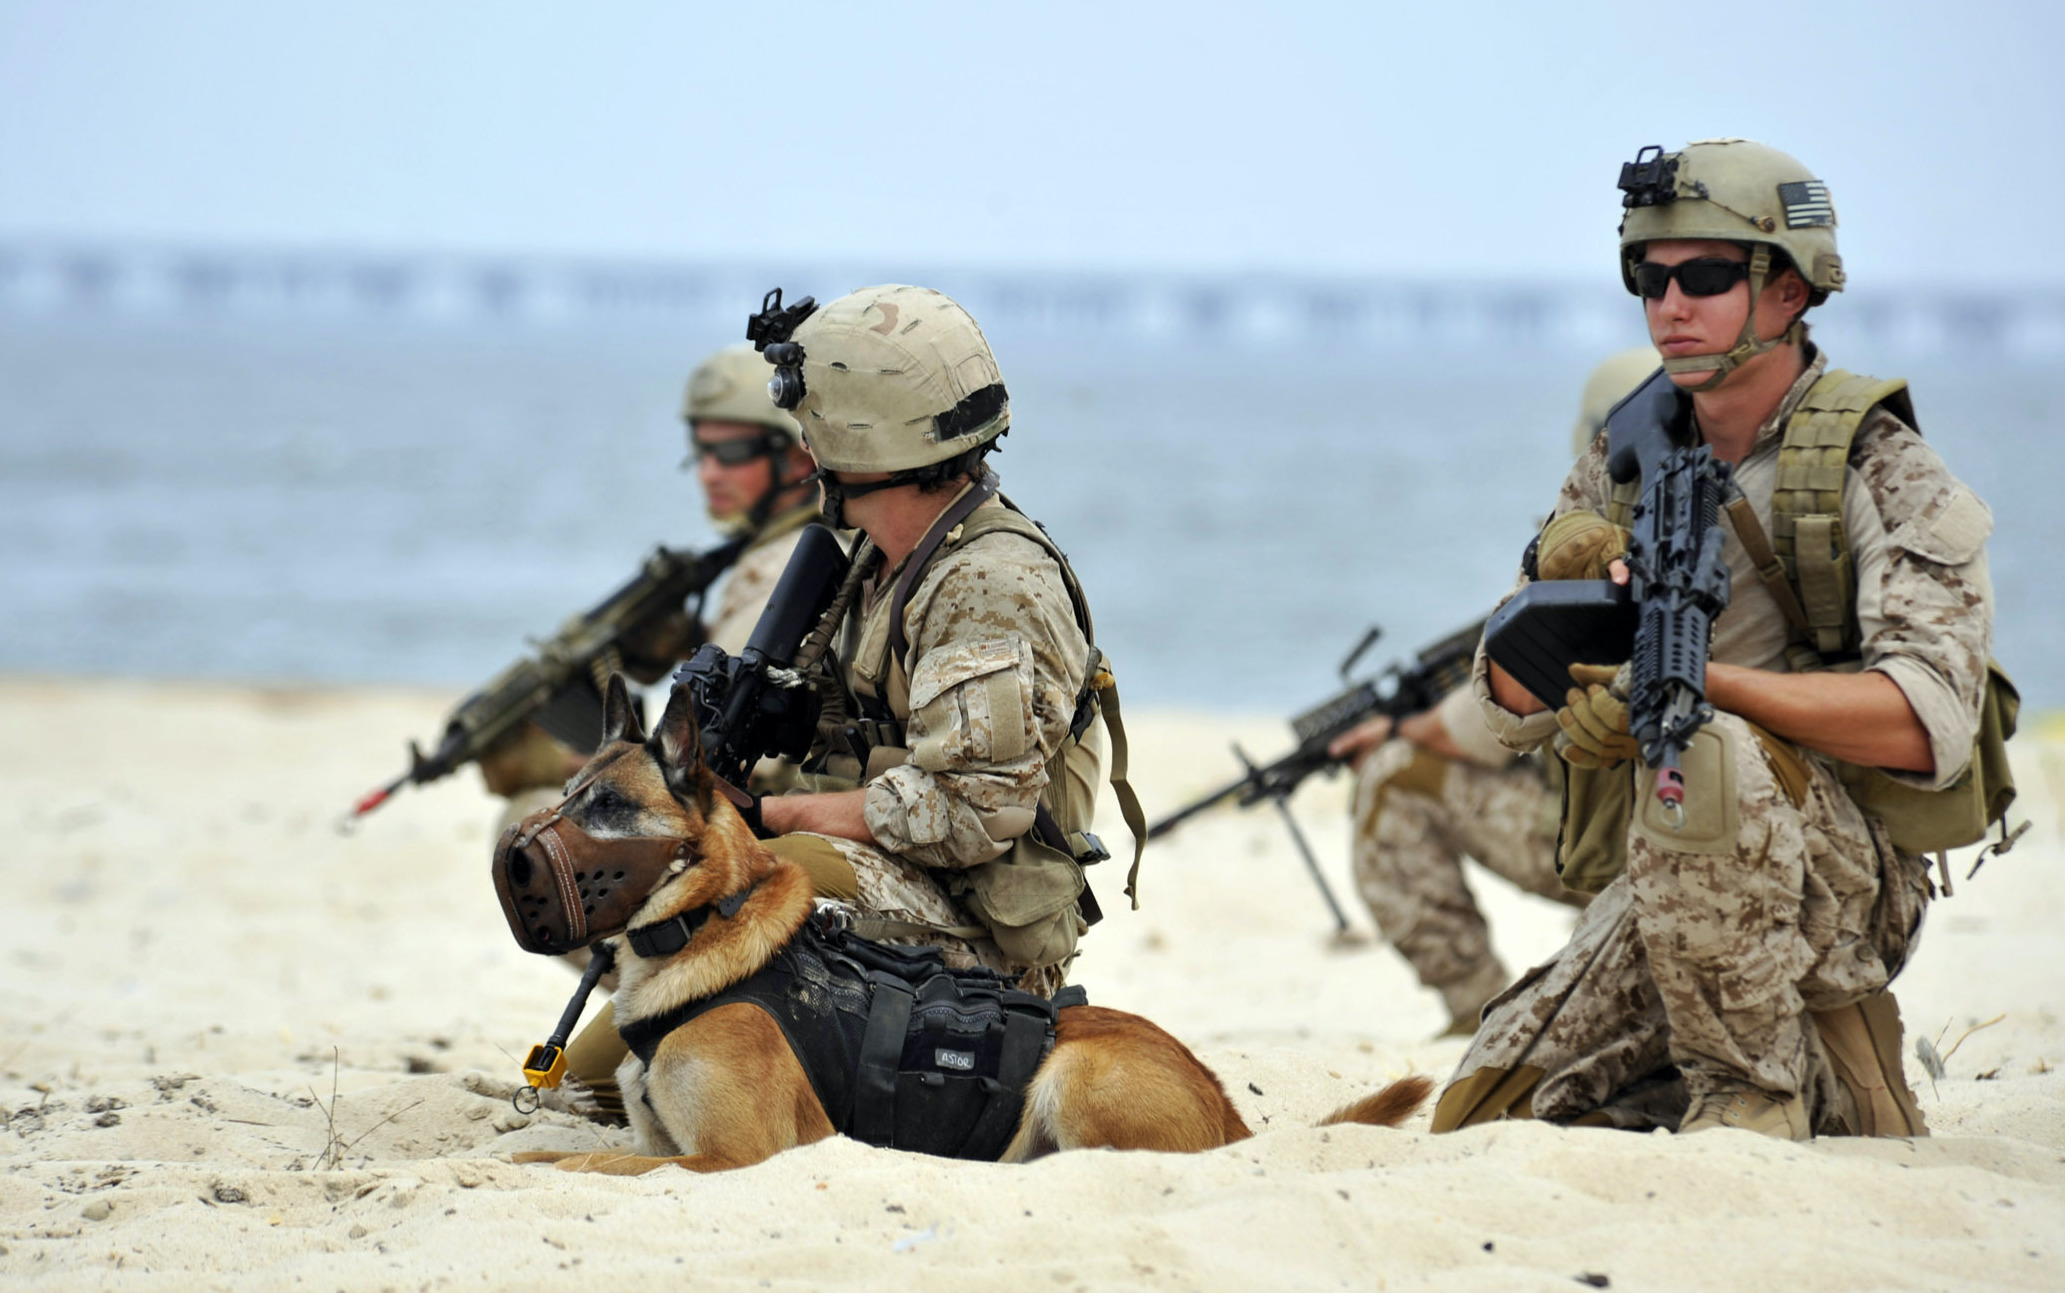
left=1778, top=180, right=1835, bottom=228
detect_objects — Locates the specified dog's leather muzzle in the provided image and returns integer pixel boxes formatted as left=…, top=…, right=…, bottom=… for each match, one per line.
left=492, top=808, right=693, bottom=956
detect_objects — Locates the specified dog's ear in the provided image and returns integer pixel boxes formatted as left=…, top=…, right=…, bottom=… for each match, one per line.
left=652, top=683, right=705, bottom=773
left=601, top=672, right=646, bottom=745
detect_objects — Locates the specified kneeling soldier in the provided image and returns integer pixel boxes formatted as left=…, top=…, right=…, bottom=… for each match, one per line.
left=1437, top=140, right=1998, bottom=1139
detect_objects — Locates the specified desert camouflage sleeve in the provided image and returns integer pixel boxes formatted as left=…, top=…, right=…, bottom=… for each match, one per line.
left=1471, top=433, right=1616, bottom=752
left=1848, top=412, right=1994, bottom=790
left=861, top=532, right=1089, bottom=870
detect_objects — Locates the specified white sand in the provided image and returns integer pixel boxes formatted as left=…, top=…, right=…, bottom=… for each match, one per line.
left=2, top=676, right=2060, bottom=1290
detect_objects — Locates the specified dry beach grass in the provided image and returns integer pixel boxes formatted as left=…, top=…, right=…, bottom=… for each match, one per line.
left=1, top=677, right=2060, bottom=1290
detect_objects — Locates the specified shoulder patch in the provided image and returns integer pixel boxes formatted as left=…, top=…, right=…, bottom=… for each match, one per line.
left=1899, top=485, right=1992, bottom=566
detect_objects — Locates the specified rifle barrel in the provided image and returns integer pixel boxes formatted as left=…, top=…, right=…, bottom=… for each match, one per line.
left=349, top=772, right=411, bottom=819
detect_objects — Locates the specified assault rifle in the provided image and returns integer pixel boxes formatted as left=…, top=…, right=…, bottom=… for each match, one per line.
left=674, top=523, right=854, bottom=795
left=1146, top=620, right=1484, bottom=932
left=345, top=535, right=748, bottom=824
left=1484, top=367, right=1733, bottom=821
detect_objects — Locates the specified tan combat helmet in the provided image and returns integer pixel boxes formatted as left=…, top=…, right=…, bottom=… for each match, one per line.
left=682, top=344, right=800, bottom=438
left=680, top=345, right=806, bottom=531
left=1617, top=139, right=1842, bottom=389
left=748, top=285, right=1009, bottom=525
left=1571, top=346, right=1662, bottom=457
left=769, top=284, right=1007, bottom=473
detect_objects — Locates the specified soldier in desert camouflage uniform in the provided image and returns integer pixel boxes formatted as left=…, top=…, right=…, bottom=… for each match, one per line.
left=480, top=345, right=820, bottom=834
left=754, top=284, right=1134, bottom=1000
left=1436, top=140, right=1992, bottom=1140
left=1328, top=352, right=1653, bottom=1036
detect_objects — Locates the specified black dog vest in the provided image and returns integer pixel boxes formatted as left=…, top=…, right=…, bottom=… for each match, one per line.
left=618, top=908, right=1083, bottom=1161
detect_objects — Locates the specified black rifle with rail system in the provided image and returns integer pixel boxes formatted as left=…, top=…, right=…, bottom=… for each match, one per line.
left=345, top=535, right=749, bottom=824
left=1483, top=367, right=1733, bottom=821
left=672, top=523, right=853, bottom=796
left=1146, top=620, right=1484, bottom=932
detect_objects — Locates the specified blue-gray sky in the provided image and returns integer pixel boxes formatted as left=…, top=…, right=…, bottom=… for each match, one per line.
left=3, top=0, right=2060, bottom=285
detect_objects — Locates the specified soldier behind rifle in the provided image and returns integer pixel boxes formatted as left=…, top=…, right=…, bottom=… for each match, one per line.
left=554, top=285, right=1129, bottom=1117
left=1327, top=348, right=1653, bottom=1037
left=477, top=345, right=821, bottom=835
left=1437, top=140, right=1993, bottom=1140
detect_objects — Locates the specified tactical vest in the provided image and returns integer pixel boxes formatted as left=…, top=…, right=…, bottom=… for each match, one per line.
left=823, top=479, right=1147, bottom=969
left=618, top=908, right=1081, bottom=1161
left=1571, top=368, right=2017, bottom=879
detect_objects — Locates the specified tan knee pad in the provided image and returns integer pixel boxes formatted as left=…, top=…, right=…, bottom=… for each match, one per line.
left=766, top=832, right=861, bottom=902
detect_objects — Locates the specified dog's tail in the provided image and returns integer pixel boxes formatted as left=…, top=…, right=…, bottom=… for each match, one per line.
left=1317, top=1074, right=1434, bottom=1129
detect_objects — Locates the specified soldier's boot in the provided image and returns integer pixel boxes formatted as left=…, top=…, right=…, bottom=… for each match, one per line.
left=1811, top=992, right=1929, bottom=1138
left=1679, top=1086, right=1811, bottom=1140
left=1436, top=961, right=1509, bottom=1039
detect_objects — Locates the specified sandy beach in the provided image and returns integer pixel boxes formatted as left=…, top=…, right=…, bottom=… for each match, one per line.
left=2, top=675, right=2060, bottom=1290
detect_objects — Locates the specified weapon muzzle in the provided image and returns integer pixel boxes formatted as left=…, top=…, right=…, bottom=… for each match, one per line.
left=491, top=810, right=693, bottom=956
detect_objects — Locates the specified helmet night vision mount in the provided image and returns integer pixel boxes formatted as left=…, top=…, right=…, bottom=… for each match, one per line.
left=747, top=288, right=820, bottom=410
left=1617, top=145, right=1679, bottom=210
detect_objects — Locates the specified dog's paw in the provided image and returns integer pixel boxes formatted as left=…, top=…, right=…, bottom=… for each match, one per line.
left=510, top=1150, right=583, bottom=1166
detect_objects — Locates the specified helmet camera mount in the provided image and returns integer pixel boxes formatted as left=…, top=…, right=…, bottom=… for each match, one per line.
left=747, top=288, right=819, bottom=411
left=1618, top=145, right=1679, bottom=210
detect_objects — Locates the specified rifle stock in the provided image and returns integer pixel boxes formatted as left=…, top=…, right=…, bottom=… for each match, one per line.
left=346, top=536, right=747, bottom=822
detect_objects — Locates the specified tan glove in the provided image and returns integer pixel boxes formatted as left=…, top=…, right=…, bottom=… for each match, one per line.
left=1535, top=511, right=1631, bottom=582
left=1554, top=662, right=1640, bottom=769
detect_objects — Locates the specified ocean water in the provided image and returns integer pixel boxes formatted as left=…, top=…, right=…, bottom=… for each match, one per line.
left=0, top=311, right=2057, bottom=714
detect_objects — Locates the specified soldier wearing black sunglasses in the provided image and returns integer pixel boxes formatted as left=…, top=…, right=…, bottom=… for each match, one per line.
left=1447, top=139, right=1999, bottom=1147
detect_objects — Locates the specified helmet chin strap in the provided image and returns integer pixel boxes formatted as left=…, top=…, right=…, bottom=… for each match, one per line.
left=1658, top=246, right=1803, bottom=391
left=813, top=469, right=921, bottom=530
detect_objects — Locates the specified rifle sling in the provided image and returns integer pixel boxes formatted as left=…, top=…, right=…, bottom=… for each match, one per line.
left=1723, top=496, right=1820, bottom=660
left=888, top=475, right=1001, bottom=667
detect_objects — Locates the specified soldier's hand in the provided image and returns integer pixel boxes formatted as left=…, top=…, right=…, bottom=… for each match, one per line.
left=1328, top=713, right=1397, bottom=769
left=1535, top=511, right=1631, bottom=582
left=1554, top=662, right=1639, bottom=769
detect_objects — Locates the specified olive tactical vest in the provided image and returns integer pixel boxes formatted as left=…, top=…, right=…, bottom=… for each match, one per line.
left=832, top=484, right=1147, bottom=968
left=1567, top=369, right=2016, bottom=883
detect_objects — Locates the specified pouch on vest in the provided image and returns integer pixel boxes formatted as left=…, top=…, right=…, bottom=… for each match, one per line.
left=954, top=831, right=1088, bottom=968
left=1839, top=660, right=2019, bottom=855
left=1554, top=761, right=1636, bottom=894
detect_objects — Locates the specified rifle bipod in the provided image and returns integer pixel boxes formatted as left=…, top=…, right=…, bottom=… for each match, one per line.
left=1233, top=743, right=1356, bottom=940
left=512, top=941, right=616, bottom=1115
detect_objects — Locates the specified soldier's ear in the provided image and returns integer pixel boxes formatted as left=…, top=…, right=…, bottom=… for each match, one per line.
left=601, top=673, right=646, bottom=745
left=652, top=684, right=705, bottom=773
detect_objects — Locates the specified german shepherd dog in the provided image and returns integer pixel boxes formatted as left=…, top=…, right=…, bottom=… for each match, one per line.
left=515, top=677, right=1430, bottom=1175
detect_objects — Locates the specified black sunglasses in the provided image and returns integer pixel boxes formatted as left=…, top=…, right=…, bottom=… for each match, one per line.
left=1631, top=258, right=1753, bottom=300
left=684, top=431, right=785, bottom=468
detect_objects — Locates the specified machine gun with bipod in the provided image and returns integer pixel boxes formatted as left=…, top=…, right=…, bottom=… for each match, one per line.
left=1146, top=620, right=1484, bottom=933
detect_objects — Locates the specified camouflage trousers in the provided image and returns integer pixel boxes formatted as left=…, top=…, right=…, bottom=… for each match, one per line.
left=1350, top=741, right=1580, bottom=1013
left=1438, top=713, right=1932, bottom=1129
left=771, top=832, right=1070, bottom=999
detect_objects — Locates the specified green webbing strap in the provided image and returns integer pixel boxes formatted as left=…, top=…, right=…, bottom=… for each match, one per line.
left=851, top=971, right=914, bottom=1147
left=1092, top=663, right=1149, bottom=908
left=1606, top=478, right=1637, bottom=530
